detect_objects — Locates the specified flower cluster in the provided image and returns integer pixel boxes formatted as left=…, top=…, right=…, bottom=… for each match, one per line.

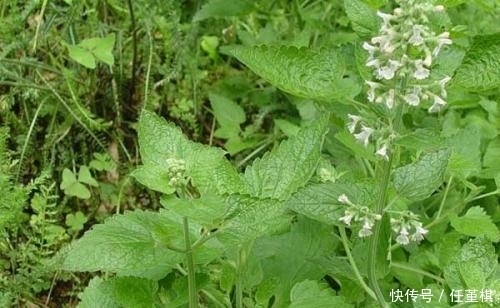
left=338, top=194, right=382, bottom=238
left=390, top=211, right=429, bottom=245
left=346, top=0, right=453, bottom=159
left=338, top=194, right=429, bottom=244
left=362, top=0, right=452, bottom=112
left=166, top=158, right=188, bottom=188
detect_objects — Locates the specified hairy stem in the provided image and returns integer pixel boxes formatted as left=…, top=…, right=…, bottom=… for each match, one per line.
left=339, top=227, right=377, bottom=301
left=183, top=217, right=198, bottom=307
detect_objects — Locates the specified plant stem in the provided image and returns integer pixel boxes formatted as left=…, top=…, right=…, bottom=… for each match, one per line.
left=339, top=227, right=377, bottom=301
left=390, top=262, right=444, bottom=284
left=368, top=157, right=392, bottom=308
left=183, top=217, right=198, bottom=308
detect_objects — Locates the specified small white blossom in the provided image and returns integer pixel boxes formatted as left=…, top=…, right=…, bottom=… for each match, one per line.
left=339, top=210, right=355, bottom=226
left=439, top=75, right=451, bottom=98
left=408, top=25, right=425, bottom=46
left=385, top=88, right=395, bottom=109
left=362, top=42, right=378, bottom=57
left=396, top=225, right=410, bottom=245
left=366, top=81, right=380, bottom=102
left=347, top=114, right=362, bottom=133
left=372, top=35, right=395, bottom=54
left=376, top=11, right=394, bottom=28
left=411, top=223, right=428, bottom=242
left=376, top=144, right=389, bottom=160
left=404, top=87, right=421, bottom=106
left=432, top=32, right=452, bottom=56
left=428, top=94, right=447, bottom=113
left=435, top=5, right=445, bottom=12
left=354, top=125, right=374, bottom=147
left=338, top=193, right=350, bottom=204
left=358, top=219, right=374, bottom=237
left=414, top=59, right=430, bottom=80
left=366, top=58, right=380, bottom=68
left=376, top=60, right=401, bottom=80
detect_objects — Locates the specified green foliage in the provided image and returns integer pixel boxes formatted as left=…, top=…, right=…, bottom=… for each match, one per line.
left=453, top=34, right=500, bottom=91
left=62, top=210, right=183, bottom=280
left=222, top=45, right=361, bottom=102
left=344, top=0, right=380, bottom=38
left=60, top=166, right=99, bottom=199
left=393, top=149, right=450, bottom=201
left=289, top=280, right=352, bottom=308
left=66, top=34, right=116, bottom=69
left=449, top=206, right=500, bottom=242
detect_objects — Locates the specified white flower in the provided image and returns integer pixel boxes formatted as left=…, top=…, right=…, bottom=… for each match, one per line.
left=428, top=94, right=447, bottom=113
left=414, top=59, right=430, bottom=80
left=339, top=210, right=355, bottom=226
left=347, top=114, right=362, bottom=133
left=439, top=75, right=451, bottom=98
left=408, top=25, right=425, bottom=46
left=423, top=48, right=433, bottom=67
left=358, top=219, right=374, bottom=237
left=411, top=223, right=428, bottom=242
left=396, top=226, right=410, bottom=245
left=435, top=5, right=445, bottom=12
left=376, top=144, right=389, bottom=160
left=376, top=60, right=401, bottom=80
left=376, top=11, right=394, bottom=28
left=366, top=58, right=380, bottom=68
left=354, top=125, right=374, bottom=147
left=338, top=193, right=350, bottom=204
left=372, top=34, right=395, bottom=54
left=362, top=42, right=378, bottom=57
left=432, top=32, right=452, bottom=56
left=404, top=87, right=421, bottom=106
left=385, top=88, right=395, bottom=109
left=366, top=81, right=380, bottom=102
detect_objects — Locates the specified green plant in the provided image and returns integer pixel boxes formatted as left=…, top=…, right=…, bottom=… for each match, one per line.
left=58, top=1, right=500, bottom=307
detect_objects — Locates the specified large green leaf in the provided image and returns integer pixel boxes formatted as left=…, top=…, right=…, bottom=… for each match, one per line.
left=287, top=182, right=377, bottom=226
left=344, top=0, right=379, bottom=38
left=393, top=149, right=450, bottom=201
left=132, top=110, right=245, bottom=195
left=289, top=280, right=352, bottom=308
left=251, top=218, right=338, bottom=307
left=222, top=45, right=361, bottom=102
left=450, top=206, right=500, bottom=242
left=243, top=114, right=329, bottom=200
left=101, top=277, right=158, bottom=308
left=445, top=126, right=481, bottom=179
left=62, top=210, right=183, bottom=280
left=444, top=237, right=497, bottom=291
left=78, top=277, right=120, bottom=308
left=453, top=34, right=500, bottom=91
left=218, top=195, right=289, bottom=245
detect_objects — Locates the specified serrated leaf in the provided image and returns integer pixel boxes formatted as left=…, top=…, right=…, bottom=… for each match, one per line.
left=287, top=182, right=377, bottom=226
left=218, top=195, right=288, bottom=245
left=393, top=149, right=450, bottom=201
left=78, top=277, right=120, bottom=308
left=133, top=110, right=245, bottom=195
left=78, top=166, right=98, bottom=187
left=252, top=218, right=337, bottom=306
left=193, top=0, right=254, bottom=21
left=209, top=93, right=245, bottom=129
left=446, top=126, right=481, bottom=179
left=102, top=277, right=158, bottom=308
left=289, top=280, right=352, bottom=308
left=450, top=206, right=500, bottom=242
left=62, top=210, right=183, bottom=280
left=444, top=237, right=497, bottom=290
left=344, top=0, right=379, bottom=38
left=243, top=115, right=329, bottom=200
left=453, top=34, right=500, bottom=91
left=222, top=45, right=361, bottom=102
left=160, top=194, right=227, bottom=228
